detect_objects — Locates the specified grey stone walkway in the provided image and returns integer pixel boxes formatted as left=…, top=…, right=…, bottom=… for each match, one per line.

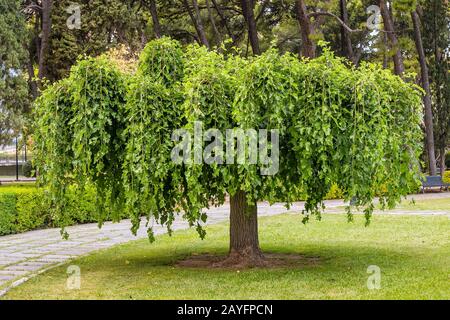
left=0, top=192, right=448, bottom=296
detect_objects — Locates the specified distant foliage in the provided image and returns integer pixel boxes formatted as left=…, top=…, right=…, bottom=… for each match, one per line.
left=34, top=38, right=423, bottom=239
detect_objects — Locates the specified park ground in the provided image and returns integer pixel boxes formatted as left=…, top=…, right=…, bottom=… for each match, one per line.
left=1, top=193, right=449, bottom=300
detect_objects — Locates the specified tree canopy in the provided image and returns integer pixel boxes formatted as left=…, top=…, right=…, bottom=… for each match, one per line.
left=34, top=38, right=423, bottom=245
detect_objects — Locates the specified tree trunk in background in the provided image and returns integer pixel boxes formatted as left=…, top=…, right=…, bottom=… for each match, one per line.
left=183, top=0, right=210, bottom=48
left=211, top=0, right=237, bottom=44
left=296, top=0, right=316, bottom=58
left=38, top=0, right=52, bottom=80
left=382, top=32, right=388, bottom=69
left=206, top=0, right=222, bottom=45
left=339, top=0, right=354, bottom=63
left=221, top=190, right=265, bottom=267
left=411, top=9, right=437, bottom=175
left=149, top=0, right=162, bottom=38
left=439, top=148, right=446, bottom=175
left=240, top=0, right=260, bottom=55
left=27, top=45, right=38, bottom=100
left=192, top=0, right=210, bottom=48
left=378, top=0, right=404, bottom=75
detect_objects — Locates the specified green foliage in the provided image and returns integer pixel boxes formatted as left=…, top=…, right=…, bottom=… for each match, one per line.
left=182, top=45, right=245, bottom=232
left=137, top=37, right=184, bottom=86
left=122, top=75, right=185, bottom=240
left=46, top=0, right=148, bottom=80
left=0, top=0, right=30, bottom=143
left=0, top=193, right=17, bottom=235
left=0, top=184, right=126, bottom=236
left=34, top=39, right=424, bottom=238
left=22, top=160, right=35, bottom=178
left=443, top=171, right=450, bottom=185
left=34, top=56, right=127, bottom=236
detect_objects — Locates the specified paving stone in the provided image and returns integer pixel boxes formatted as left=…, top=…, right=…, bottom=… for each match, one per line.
left=0, top=274, right=15, bottom=281
left=0, top=270, right=29, bottom=276
left=16, top=261, right=50, bottom=267
left=7, top=252, right=41, bottom=259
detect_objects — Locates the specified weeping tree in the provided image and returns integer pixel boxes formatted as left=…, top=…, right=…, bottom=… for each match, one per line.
left=34, top=38, right=423, bottom=266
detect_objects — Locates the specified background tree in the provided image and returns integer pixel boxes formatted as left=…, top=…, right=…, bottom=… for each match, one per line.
left=0, top=0, right=30, bottom=144
left=422, top=0, right=450, bottom=174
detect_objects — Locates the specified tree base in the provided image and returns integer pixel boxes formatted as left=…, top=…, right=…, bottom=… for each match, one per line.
left=176, top=252, right=319, bottom=269
left=212, top=247, right=268, bottom=268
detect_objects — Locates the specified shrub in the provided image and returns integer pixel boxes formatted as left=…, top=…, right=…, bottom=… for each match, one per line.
left=0, top=193, right=18, bottom=235
left=325, top=184, right=344, bottom=200
left=0, top=184, right=127, bottom=236
left=443, top=171, right=450, bottom=184
left=22, top=160, right=36, bottom=178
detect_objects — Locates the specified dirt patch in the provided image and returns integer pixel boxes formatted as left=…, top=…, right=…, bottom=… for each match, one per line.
left=175, top=253, right=320, bottom=269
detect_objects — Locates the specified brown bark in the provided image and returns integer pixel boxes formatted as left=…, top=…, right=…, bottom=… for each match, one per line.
left=339, top=0, right=355, bottom=63
left=27, top=44, right=38, bottom=100
left=211, top=0, right=237, bottom=43
left=206, top=0, right=222, bottom=45
left=411, top=9, right=437, bottom=175
left=296, top=0, right=316, bottom=58
left=378, top=0, right=404, bottom=75
left=38, top=0, right=52, bottom=80
left=439, top=148, right=446, bottom=176
left=219, top=190, right=265, bottom=267
left=149, top=0, right=162, bottom=38
left=183, top=0, right=210, bottom=48
left=240, top=0, right=260, bottom=55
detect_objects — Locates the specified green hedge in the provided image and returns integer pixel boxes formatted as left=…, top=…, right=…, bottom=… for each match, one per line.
left=0, top=184, right=127, bottom=236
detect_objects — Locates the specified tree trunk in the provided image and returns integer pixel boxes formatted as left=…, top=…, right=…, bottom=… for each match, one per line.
left=206, top=0, right=222, bottom=45
left=339, top=0, right=354, bottom=63
left=183, top=0, right=210, bottom=48
left=149, top=0, right=162, bottom=38
left=411, top=9, right=437, bottom=175
left=38, top=0, right=52, bottom=80
left=219, top=190, right=265, bottom=267
left=27, top=45, right=38, bottom=101
left=378, top=0, right=404, bottom=75
left=240, top=0, right=260, bottom=55
left=211, top=0, right=237, bottom=44
left=296, top=0, right=316, bottom=58
left=439, top=148, right=446, bottom=176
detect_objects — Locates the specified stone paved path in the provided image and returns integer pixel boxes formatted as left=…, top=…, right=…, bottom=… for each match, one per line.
left=0, top=192, right=448, bottom=296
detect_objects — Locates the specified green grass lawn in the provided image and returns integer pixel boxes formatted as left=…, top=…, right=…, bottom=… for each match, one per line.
left=2, top=213, right=449, bottom=300
left=393, top=197, right=450, bottom=211
left=0, top=182, right=36, bottom=192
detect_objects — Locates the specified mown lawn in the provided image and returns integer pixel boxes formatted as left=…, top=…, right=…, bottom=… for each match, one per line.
left=394, top=197, right=450, bottom=211
left=2, top=212, right=449, bottom=300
